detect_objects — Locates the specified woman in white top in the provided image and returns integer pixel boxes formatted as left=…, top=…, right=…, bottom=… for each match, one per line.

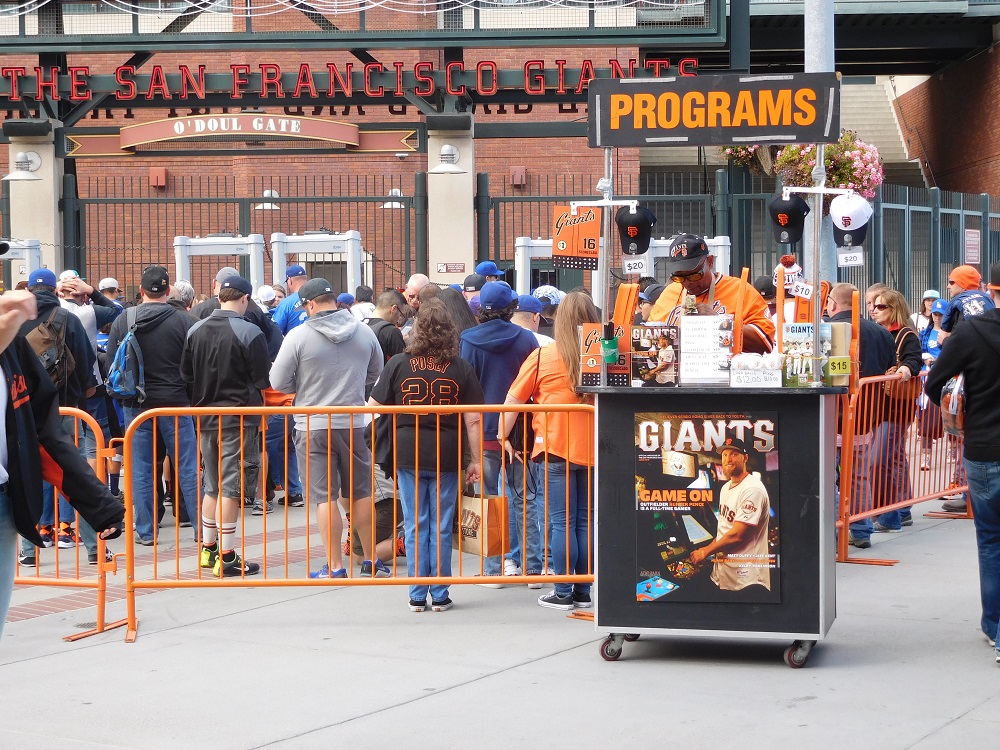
left=909, top=289, right=939, bottom=332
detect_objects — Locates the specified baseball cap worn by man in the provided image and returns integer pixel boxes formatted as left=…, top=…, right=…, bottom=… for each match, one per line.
left=615, top=205, right=657, bottom=255
left=830, top=193, right=874, bottom=247
left=141, top=265, right=170, bottom=294
left=931, top=298, right=948, bottom=315
left=285, top=264, right=307, bottom=282
left=463, top=273, right=486, bottom=293
left=949, top=265, right=982, bottom=291
left=532, top=284, right=564, bottom=305
left=28, top=268, right=57, bottom=287
left=480, top=281, right=517, bottom=312
left=215, top=266, right=239, bottom=284
left=516, top=294, right=543, bottom=314
left=58, top=269, right=81, bottom=282
left=337, top=293, right=355, bottom=306
left=666, top=233, right=710, bottom=274
left=298, top=277, right=335, bottom=303
left=257, top=285, right=276, bottom=303
left=475, top=261, right=505, bottom=277
left=768, top=194, right=810, bottom=244
left=717, top=436, right=750, bottom=456
left=99, top=277, right=120, bottom=292
left=639, top=284, right=666, bottom=304
left=220, top=275, right=252, bottom=296
left=988, top=261, right=1000, bottom=291
left=753, top=276, right=777, bottom=301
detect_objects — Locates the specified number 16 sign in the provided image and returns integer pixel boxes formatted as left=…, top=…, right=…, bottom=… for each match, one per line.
left=552, top=205, right=602, bottom=270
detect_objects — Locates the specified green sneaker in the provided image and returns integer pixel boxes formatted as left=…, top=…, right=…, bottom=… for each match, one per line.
left=200, top=543, right=219, bottom=569
left=213, top=551, right=261, bottom=578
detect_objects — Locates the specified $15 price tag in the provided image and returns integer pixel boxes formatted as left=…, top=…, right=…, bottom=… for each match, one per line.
left=827, top=356, right=851, bottom=375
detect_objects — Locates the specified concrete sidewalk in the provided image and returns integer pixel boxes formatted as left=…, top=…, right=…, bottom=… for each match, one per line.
left=1, top=502, right=998, bottom=749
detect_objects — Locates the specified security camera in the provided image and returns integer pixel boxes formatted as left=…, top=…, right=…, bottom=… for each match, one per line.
left=395, top=152, right=409, bottom=161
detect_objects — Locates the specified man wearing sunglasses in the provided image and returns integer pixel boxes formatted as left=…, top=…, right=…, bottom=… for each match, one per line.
left=647, top=233, right=775, bottom=354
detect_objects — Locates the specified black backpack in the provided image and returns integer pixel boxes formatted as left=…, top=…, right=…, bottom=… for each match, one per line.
left=25, top=307, right=76, bottom=390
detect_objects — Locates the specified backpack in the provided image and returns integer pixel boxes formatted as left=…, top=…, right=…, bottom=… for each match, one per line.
left=106, top=307, right=146, bottom=404
left=25, top=307, right=76, bottom=390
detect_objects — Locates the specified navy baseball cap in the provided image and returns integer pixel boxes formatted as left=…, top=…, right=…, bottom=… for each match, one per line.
left=28, top=268, right=57, bottom=287
left=285, top=264, right=307, bottom=280
left=476, top=261, right=505, bottom=277
left=480, top=281, right=516, bottom=311
left=220, top=275, right=252, bottom=296
left=516, top=294, right=543, bottom=314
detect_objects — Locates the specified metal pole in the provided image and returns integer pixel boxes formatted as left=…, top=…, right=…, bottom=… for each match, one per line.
left=598, top=147, right=613, bottom=387
left=804, top=0, right=835, bottom=386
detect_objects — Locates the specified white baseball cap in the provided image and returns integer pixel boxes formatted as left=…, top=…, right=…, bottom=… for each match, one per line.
left=58, top=269, right=81, bottom=282
left=830, top=193, right=874, bottom=247
left=257, top=285, right=276, bottom=303
left=99, top=277, right=120, bottom=291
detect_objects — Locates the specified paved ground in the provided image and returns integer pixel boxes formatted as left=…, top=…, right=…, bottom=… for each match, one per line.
left=1, top=499, right=998, bottom=749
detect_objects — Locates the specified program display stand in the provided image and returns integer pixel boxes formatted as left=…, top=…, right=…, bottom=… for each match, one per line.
left=583, top=386, right=840, bottom=668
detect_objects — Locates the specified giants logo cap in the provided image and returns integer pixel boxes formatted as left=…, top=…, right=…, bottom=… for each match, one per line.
left=666, top=232, right=710, bottom=273
left=615, top=205, right=657, bottom=255
left=768, top=194, right=810, bottom=244
left=830, top=193, right=873, bottom=247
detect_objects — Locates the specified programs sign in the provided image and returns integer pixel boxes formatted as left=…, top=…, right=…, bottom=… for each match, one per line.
left=588, top=72, right=841, bottom=148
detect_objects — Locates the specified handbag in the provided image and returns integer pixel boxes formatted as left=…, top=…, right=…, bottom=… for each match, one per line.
left=940, top=373, right=966, bottom=437
left=883, top=329, right=922, bottom=401
left=453, top=488, right=509, bottom=557
left=508, top=349, right=541, bottom=455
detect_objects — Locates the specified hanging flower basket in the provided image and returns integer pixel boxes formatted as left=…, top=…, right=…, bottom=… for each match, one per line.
left=774, top=130, right=884, bottom=211
left=719, top=144, right=780, bottom=176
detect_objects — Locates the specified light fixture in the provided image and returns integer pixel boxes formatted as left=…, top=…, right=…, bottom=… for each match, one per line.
left=381, top=188, right=405, bottom=209
left=254, top=189, right=280, bottom=210
left=429, top=144, right=467, bottom=175
left=3, top=151, right=42, bottom=182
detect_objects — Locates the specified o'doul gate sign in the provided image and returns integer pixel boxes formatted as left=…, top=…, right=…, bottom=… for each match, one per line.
left=588, top=72, right=840, bottom=148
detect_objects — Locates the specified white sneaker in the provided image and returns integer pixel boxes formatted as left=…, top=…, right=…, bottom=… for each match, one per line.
left=474, top=575, right=504, bottom=589
left=503, top=559, right=521, bottom=577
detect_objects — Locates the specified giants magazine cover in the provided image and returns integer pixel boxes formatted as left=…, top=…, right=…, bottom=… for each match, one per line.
left=634, top=412, right=781, bottom=604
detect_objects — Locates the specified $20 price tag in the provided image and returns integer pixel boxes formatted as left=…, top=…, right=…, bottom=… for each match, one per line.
left=622, top=253, right=650, bottom=277
left=837, top=247, right=864, bottom=267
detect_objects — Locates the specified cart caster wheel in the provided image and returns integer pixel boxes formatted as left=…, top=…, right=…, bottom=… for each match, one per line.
left=600, top=638, right=623, bottom=661
left=623, top=634, right=640, bottom=642
left=783, top=640, right=814, bottom=668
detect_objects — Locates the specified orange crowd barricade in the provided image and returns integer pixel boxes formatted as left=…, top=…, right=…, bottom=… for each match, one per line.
left=122, top=404, right=595, bottom=642
left=837, top=372, right=968, bottom=565
left=11, top=407, right=123, bottom=641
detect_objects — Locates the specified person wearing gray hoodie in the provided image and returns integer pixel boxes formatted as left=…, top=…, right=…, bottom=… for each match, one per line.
left=270, top=278, right=387, bottom=580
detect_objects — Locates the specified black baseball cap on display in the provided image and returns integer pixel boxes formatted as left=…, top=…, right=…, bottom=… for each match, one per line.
left=665, top=233, right=710, bottom=273
left=717, top=436, right=750, bottom=455
left=298, top=277, right=335, bottom=302
left=768, top=194, right=810, bottom=244
left=615, top=205, right=657, bottom=255
left=141, top=265, right=170, bottom=294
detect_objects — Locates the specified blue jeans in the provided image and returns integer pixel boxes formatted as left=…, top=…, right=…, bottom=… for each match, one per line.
left=874, top=421, right=912, bottom=530
left=125, top=408, right=200, bottom=542
left=397, top=469, right=459, bottom=604
left=0, top=488, right=15, bottom=640
left=542, top=459, right=592, bottom=598
left=480, top=450, right=504, bottom=576
left=265, top=414, right=301, bottom=496
left=505, top=456, right=544, bottom=575
left=845, top=442, right=875, bottom=541
left=963, top=458, right=1000, bottom=650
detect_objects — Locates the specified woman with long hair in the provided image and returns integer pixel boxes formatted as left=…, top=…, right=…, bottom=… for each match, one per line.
left=368, top=298, right=484, bottom=612
left=916, top=298, right=948, bottom=470
left=871, top=288, right=923, bottom=532
left=438, top=287, right=480, bottom=336
left=910, top=289, right=939, bottom=333
left=500, top=291, right=599, bottom=610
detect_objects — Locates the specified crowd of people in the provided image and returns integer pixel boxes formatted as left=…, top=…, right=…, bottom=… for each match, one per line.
left=1, top=241, right=998, bottom=663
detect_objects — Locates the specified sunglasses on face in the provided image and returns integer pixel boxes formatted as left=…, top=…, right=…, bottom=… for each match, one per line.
left=873, top=303, right=890, bottom=311
left=670, top=260, right=708, bottom=283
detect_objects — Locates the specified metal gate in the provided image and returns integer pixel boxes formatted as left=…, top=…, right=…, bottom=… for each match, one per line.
left=71, top=174, right=415, bottom=298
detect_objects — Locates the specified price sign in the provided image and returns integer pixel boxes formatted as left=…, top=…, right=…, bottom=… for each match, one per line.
left=622, top=253, right=651, bottom=277
left=827, top=356, right=851, bottom=375
left=837, top=247, right=864, bottom=267
left=790, top=280, right=814, bottom=300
